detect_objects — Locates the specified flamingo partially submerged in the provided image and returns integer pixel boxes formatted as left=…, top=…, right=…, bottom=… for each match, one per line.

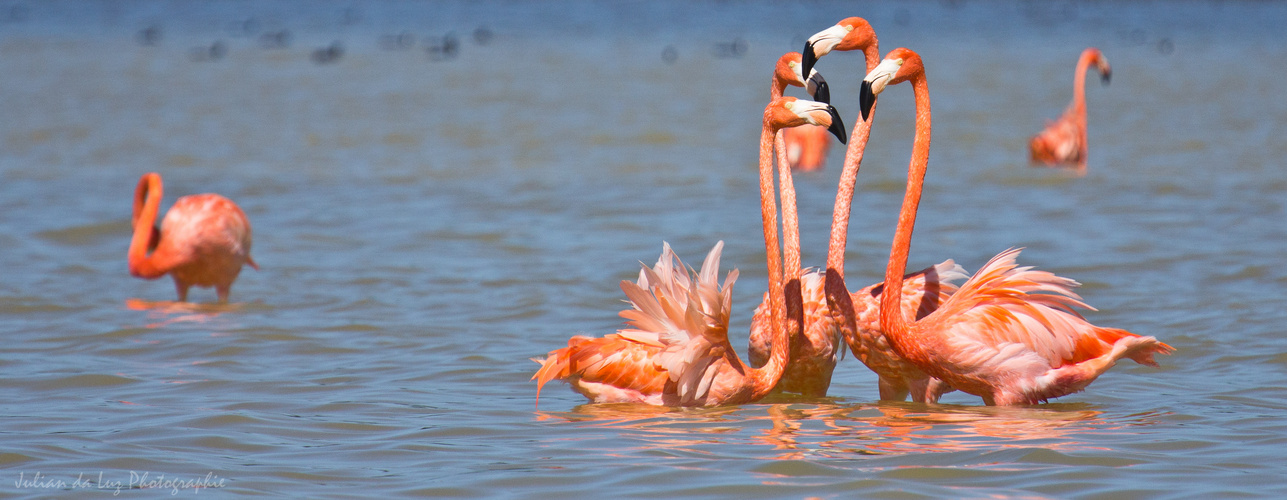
left=861, top=47, right=1172, bottom=405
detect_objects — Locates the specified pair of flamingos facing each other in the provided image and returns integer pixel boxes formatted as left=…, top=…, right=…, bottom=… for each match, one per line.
left=534, top=18, right=1171, bottom=407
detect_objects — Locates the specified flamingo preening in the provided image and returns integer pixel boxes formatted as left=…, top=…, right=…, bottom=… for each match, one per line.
left=860, top=47, right=1172, bottom=405
left=1029, top=47, right=1112, bottom=175
left=532, top=97, right=847, bottom=406
left=128, top=172, right=258, bottom=303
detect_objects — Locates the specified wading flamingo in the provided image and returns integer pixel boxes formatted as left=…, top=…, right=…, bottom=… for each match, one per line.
left=860, top=48, right=1173, bottom=405
left=782, top=124, right=831, bottom=171
left=532, top=98, right=847, bottom=406
left=1029, top=48, right=1111, bottom=175
left=748, top=18, right=964, bottom=402
left=128, top=172, right=259, bottom=303
left=742, top=52, right=843, bottom=397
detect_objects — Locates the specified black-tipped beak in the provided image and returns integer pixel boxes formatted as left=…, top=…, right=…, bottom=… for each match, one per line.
left=1101, top=69, right=1112, bottom=85
left=859, top=81, right=876, bottom=121
left=826, top=105, right=847, bottom=145
left=812, top=79, right=831, bottom=104
left=802, top=41, right=818, bottom=86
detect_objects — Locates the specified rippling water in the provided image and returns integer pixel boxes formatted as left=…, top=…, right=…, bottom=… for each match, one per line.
left=3, top=0, right=1287, bottom=497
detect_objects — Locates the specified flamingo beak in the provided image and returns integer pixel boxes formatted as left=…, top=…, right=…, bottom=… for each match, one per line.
left=826, top=105, right=847, bottom=145
left=807, top=71, right=830, bottom=104
left=859, top=57, right=901, bottom=121
left=801, top=41, right=819, bottom=86
left=859, top=81, right=876, bottom=122
left=801, top=24, right=846, bottom=83
left=1101, top=68, right=1112, bottom=85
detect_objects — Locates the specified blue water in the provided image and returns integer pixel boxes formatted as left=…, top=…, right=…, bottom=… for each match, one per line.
left=3, top=0, right=1287, bottom=497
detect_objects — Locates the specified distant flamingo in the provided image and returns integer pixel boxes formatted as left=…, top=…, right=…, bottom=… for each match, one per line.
left=782, top=124, right=831, bottom=171
left=748, top=18, right=964, bottom=402
left=1029, top=48, right=1112, bottom=175
left=128, top=172, right=259, bottom=303
left=532, top=97, right=847, bottom=406
left=860, top=47, right=1173, bottom=405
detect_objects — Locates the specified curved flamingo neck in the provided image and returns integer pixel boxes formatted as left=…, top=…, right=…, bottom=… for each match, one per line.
left=880, top=75, right=932, bottom=339
left=826, top=43, right=882, bottom=276
left=768, top=76, right=800, bottom=280
left=1070, top=52, right=1093, bottom=119
left=753, top=119, right=790, bottom=396
left=128, top=174, right=170, bottom=278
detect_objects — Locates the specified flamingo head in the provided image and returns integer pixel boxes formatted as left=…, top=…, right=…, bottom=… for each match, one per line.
left=801, top=17, right=877, bottom=85
left=1090, top=48, right=1112, bottom=85
left=766, top=96, right=847, bottom=145
left=859, top=47, right=924, bottom=121
left=132, top=172, right=163, bottom=251
left=774, top=52, right=831, bottom=104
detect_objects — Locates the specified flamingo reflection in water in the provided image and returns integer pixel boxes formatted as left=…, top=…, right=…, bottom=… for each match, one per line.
left=535, top=401, right=1162, bottom=461
left=125, top=298, right=248, bottom=330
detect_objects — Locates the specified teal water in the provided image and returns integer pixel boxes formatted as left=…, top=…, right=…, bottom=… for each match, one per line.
left=3, top=0, right=1286, bottom=497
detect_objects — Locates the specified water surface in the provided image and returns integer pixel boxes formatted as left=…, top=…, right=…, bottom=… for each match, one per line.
left=3, top=1, right=1287, bottom=497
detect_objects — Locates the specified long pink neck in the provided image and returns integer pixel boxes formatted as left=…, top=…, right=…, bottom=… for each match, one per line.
left=1070, top=51, right=1093, bottom=120
left=752, top=120, right=790, bottom=397
left=826, top=44, right=882, bottom=276
left=879, top=75, right=932, bottom=344
left=127, top=174, right=169, bottom=278
left=768, top=79, right=800, bottom=280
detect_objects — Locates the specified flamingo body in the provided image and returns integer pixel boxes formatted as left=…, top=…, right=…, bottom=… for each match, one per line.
left=129, top=173, right=257, bottom=303
left=533, top=242, right=745, bottom=406
left=748, top=261, right=966, bottom=401
left=897, top=249, right=1173, bottom=405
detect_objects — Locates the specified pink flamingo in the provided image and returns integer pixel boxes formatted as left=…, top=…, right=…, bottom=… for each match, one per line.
left=532, top=97, right=847, bottom=406
left=748, top=18, right=964, bottom=402
left=1029, top=48, right=1112, bottom=175
left=128, top=172, right=258, bottom=303
left=861, top=47, right=1173, bottom=405
left=782, top=125, right=832, bottom=171
left=742, top=52, right=844, bottom=397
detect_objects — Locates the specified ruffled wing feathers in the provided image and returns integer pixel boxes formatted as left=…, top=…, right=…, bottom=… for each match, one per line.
left=935, top=248, right=1170, bottom=369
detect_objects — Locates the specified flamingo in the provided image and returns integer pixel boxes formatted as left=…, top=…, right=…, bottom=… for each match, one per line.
left=741, top=52, right=843, bottom=397
left=860, top=47, right=1173, bottom=406
left=128, top=172, right=259, bottom=303
left=748, top=18, right=964, bottom=403
left=532, top=97, right=847, bottom=406
left=781, top=124, right=832, bottom=171
left=1029, top=48, right=1112, bottom=175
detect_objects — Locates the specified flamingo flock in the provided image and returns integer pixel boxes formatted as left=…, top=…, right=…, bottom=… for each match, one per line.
left=108, top=14, right=1171, bottom=407
left=534, top=18, right=1172, bottom=407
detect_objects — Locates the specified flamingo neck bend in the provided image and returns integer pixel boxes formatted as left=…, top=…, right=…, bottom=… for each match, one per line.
left=752, top=116, right=791, bottom=397
left=1070, top=51, right=1095, bottom=119
left=128, top=173, right=169, bottom=279
left=879, top=75, right=932, bottom=343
